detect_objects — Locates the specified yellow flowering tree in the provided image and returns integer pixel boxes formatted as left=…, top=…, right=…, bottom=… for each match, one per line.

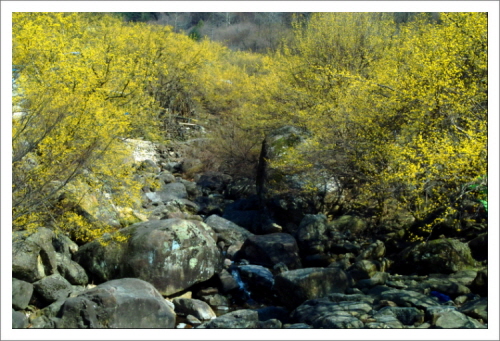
left=255, top=12, right=487, bottom=239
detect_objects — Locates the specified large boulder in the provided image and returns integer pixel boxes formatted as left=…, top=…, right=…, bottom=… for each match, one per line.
left=74, top=219, right=221, bottom=295
left=12, top=278, right=34, bottom=310
left=55, top=278, right=176, bottom=328
left=12, top=228, right=58, bottom=283
left=55, top=253, right=88, bottom=286
left=172, top=298, right=216, bottom=321
left=432, top=309, right=485, bottom=329
left=32, top=274, right=73, bottom=306
left=459, top=297, right=488, bottom=322
left=198, top=309, right=260, bottom=329
left=237, top=233, right=302, bottom=270
left=204, top=214, right=254, bottom=247
left=394, top=238, right=478, bottom=275
left=274, top=267, right=349, bottom=309
left=237, top=265, right=275, bottom=298
left=12, top=310, right=29, bottom=329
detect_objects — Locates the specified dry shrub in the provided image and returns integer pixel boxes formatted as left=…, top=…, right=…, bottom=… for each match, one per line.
left=176, top=122, right=262, bottom=180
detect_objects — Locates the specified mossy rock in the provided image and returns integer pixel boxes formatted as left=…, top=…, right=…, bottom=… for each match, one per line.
left=330, top=215, right=368, bottom=235
left=395, top=238, right=479, bottom=275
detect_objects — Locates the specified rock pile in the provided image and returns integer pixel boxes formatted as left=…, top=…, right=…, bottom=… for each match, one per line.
left=12, top=129, right=488, bottom=329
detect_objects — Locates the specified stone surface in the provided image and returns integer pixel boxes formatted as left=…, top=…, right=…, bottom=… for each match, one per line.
left=274, top=267, right=349, bottom=309
left=374, top=306, right=424, bottom=325
left=237, top=264, right=275, bottom=296
left=12, top=309, right=29, bottom=329
left=356, top=240, right=386, bottom=261
left=432, top=309, right=485, bottom=328
left=74, top=219, right=221, bottom=296
left=378, top=289, right=441, bottom=309
left=32, top=274, right=73, bottom=305
left=55, top=278, right=176, bottom=328
left=204, top=214, right=254, bottom=247
left=217, top=269, right=240, bottom=293
left=12, top=278, right=34, bottom=310
left=394, top=238, right=477, bottom=275
left=347, top=260, right=379, bottom=281
left=199, top=309, right=260, bottom=329
left=291, top=298, right=368, bottom=328
left=173, top=298, right=216, bottom=321
left=55, top=253, right=88, bottom=286
left=237, top=233, right=302, bottom=270
left=12, top=228, right=58, bottom=283
left=459, top=297, right=488, bottom=322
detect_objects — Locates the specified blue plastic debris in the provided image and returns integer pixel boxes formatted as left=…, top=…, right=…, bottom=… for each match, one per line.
left=430, top=291, right=451, bottom=302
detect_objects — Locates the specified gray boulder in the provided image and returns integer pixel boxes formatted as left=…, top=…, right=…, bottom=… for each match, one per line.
left=55, top=253, right=88, bottom=286
left=12, top=310, right=28, bottom=329
left=459, top=297, right=488, bottom=322
left=12, top=278, right=33, bottom=310
left=274, top=267, right=349, bottom=309
left=395, top=238, right=477, bottom=275
left=56, top=278, right=176, bottom=328
left=12, top=228, right=58, bottom=282
left=157, top=181, right=188, bottom=201
left=217, top=269, right=240, bottom=293
left=173, top=298, right=216, bottom=321
left=52, top=233, right=79, bottom=258
left=432, top=309, right=485, bottom=328
left=74, top=219, right=221, bottom=296
left=204, top=214, right=254, bottom=247
left=237, top=233, right=302, bottom=270
left=237, top=264, right=275, bottom=295
left=32, top=274, right=73, bottom=305
left=198, top=309, right=259, bottom=329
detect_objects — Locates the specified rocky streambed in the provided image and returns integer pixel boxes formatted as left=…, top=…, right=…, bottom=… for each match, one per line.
left=12, top=131, right=488, bottom=329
